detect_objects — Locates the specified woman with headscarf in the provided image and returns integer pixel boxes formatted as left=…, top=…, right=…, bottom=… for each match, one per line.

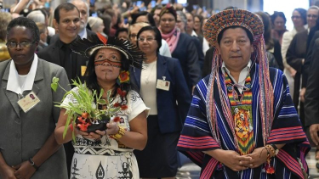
left=177, top=9, right=310, bottom=178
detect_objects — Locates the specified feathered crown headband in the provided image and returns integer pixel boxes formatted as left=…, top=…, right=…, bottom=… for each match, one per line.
left=70, top=33, right=144, bottom=69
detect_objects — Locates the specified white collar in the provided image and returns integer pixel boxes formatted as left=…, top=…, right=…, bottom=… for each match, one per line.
left=7, top=54, right=38, bottom=95
left=79, top=28, right=87, bottom=39
left=191, top=30, right=198, bottom=37
left=222, top=60, right=252, bottom=93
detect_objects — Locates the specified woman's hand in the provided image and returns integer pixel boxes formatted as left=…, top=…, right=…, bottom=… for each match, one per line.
left=96, top=122, right=119, bottom=136
left=0, top=165, right=16, bottom=179
left=246, top=147, right=268, bottom=168
left=12, top=161, right=36, bottom=179
left=76, top=129, right=102, bottom=141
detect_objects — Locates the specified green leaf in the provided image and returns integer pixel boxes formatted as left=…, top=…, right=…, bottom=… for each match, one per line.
left=52, top=76, right=60, bottom=83
left=97, top=99, right=106, bottom=105
left=51, top=83, right=58, bottom=92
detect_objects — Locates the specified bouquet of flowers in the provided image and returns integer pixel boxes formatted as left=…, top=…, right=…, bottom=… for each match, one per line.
left=51, top=77, right=126, bottom=141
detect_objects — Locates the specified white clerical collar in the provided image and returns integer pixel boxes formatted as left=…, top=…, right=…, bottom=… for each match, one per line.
left=79, top=28, right=87, bottom=39
left=222, top=60, right=252, bottom=93
left=7, top=54, right=38, bottom=95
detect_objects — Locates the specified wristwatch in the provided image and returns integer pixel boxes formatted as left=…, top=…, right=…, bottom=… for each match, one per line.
left=28, top=158, right=39, bottom=170
left=271, top=144, right=279, bottom=156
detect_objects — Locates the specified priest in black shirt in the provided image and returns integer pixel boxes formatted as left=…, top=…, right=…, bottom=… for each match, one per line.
left=37, top=3, right=89, bottom=176
left=38, top=3, right=88, bottom=83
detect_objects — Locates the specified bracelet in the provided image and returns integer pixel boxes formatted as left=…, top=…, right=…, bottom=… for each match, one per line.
left=109, top=126, right=125, bottom=140
left=265, top=145, right=276, bottom=157
left=28, top=158, right=39, bottom=170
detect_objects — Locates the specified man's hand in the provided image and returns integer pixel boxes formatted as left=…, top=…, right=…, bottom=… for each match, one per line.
left=13, top=161, right=36, bottom=179
left=246, top=147, right=268, bottom=168
left=214, top=150, right=252, bottom=172
left=310, top=124, right=319, bottom=145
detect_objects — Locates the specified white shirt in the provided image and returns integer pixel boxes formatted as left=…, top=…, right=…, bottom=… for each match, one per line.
left=140, top=61, right=158, bottom=115
left=78, top=28, right=88, bottom=39
left=221, top=60, right=252, bottom=94
left=7, top=54, right=38, bottom=95
left=159, top=39, right=172, bottom=57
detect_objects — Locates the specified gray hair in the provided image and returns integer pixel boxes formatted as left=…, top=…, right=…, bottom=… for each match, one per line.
left=70, top=0, right=89, bottom=13
left=26, top=10, right=45, bottom=23
left=176, top=11, right=187, bottom=24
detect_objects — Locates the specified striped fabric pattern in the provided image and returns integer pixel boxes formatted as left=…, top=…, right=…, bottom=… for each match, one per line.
left=177, top=66, right=310, bottom=179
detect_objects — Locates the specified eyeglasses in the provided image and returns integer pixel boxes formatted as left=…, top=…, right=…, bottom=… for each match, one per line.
left=291, top=16, right=301, bottom=19
left=6, top=40, right=36, bottom=49
left=138, top=37, right=155, bottom=42
left=307, top=14, right=318, bottom=18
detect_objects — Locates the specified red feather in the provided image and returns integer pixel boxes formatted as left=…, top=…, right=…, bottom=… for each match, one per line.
left=96, top=33, right=107, bottom=45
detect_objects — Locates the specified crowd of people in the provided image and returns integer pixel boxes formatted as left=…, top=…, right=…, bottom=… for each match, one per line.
left=0, top=0, right=319, bottom=178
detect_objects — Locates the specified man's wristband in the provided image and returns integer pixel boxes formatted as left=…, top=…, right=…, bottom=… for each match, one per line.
left=28, top=158, right=39, bottom=170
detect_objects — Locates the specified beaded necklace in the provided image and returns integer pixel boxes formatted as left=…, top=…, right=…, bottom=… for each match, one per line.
left=224, top=72, right=255, bottom=155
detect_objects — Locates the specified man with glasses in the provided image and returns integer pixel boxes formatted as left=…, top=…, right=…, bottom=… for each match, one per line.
left=37, top=3, right=90, bottom=176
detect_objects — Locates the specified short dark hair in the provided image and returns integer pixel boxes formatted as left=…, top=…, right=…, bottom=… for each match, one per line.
left=217, top=26, right=254, bottom=45
left=270, top=11, right=287, bottom=26
left=54, top=3, right=79, bottom=23
left=131, top=11, right=156, bottom=26
left=136, top=26, right=162, bottom=54
left=115, top=28, right=128, bottom=37
left=7, top=17, right=40, bottom=43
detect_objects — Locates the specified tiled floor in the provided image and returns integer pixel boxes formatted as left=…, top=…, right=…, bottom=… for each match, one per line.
left=176, top=148, right=319, bottom=179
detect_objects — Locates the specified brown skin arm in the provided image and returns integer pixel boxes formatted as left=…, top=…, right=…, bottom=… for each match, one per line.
left=55, top=108, right=148, bottom=151
left=0, top=153, right=16, bottom=179
left=95, top=110, right=148, bottom=150
left=54, top=109, right=79, bottom=144
left=204, top=149, right=252, bottom=171
left=10, top=133, right=61, bottom=179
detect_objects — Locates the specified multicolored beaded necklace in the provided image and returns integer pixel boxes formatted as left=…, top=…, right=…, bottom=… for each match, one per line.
left=224, top=71, right=255, bottom=155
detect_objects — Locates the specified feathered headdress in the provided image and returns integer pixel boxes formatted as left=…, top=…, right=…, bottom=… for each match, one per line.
left=70, top=33, right=144, bottom=69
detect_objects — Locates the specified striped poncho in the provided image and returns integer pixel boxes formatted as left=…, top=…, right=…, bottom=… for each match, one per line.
left=177, top=65, right=310, bottom=179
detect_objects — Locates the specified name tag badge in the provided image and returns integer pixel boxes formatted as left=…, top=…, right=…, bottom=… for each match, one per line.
left=156, top=79, right=170, bottom=91
left=81, top=66, right=87, bottom=76
left=17, top=91, right=40, bottom=113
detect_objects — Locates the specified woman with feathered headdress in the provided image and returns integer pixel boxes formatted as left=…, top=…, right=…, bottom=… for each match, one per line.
left=54, top=34, right=149, bottom=178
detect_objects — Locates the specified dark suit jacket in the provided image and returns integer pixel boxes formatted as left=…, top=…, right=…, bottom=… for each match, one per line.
left=37, top=36, right=89, bottom=83
left=172, top=33, right=201, bottom=91
left=0, top=58, right=69, bottom=178
left=286, top=30, right=307, bottom=109
left=305, top=38, right=319, bottom=127
left=130, top=55, right=191, bottom=133
left=49, top=28, right=96, bottom=45
left=304, top=31, right=319, bottom=88
left=202, top=47, right=215, bottom=77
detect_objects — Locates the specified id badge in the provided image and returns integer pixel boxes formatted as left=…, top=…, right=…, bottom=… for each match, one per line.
left=156, top=79, right=170, bottom=91
left=17, top=91, right=40, bottom=113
